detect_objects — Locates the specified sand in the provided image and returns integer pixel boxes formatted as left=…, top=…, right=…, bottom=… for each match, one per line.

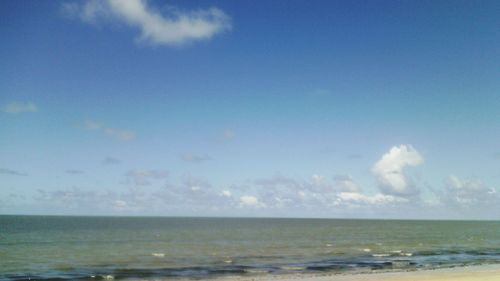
left=209, top=264, right=500, bottom=281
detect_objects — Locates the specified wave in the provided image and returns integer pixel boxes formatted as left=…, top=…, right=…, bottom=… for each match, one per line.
left=4, top=249, right=500, bottom=280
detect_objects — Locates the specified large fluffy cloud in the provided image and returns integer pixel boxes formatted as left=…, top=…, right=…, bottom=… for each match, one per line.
left=372, top=145, right=423, bottom=196
left=63, top=0, right=231, bottom=46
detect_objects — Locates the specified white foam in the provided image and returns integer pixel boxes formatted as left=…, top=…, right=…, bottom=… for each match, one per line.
left=152, top=253, right=165, bottom=257
left=326, top=243, right=333, bottom=247
left=363, top=248, right=371, bottom=252
left=372, top=254, right=390, bottom=257
left=281, top=266, right=305, bottom=270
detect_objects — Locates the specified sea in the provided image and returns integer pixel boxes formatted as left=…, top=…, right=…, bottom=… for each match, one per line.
left=1, top=216, right=500, bottom=280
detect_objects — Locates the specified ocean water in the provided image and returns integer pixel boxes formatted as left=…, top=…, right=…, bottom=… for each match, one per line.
left=1, top=216, right=500, bottom=280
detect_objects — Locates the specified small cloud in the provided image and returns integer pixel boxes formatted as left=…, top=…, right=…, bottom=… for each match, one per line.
left=335, top=192, right=408, bottom=206
left=112, top=199, right=128, bottom=209
left=348, top=153, right=363, bottom=159
left=311, top=174, right=326, bottom=185
left=82, top=120, right=136, bottom=141
left=0, top=168, right=28, bottom=176
left=104, top=128, right=136, bottom=141
left=126, top=169, right=168, bottom=186
left=222, top=129, right=235, bottom=141
left=333, top=175, right=360, bottom=192
left=239, top=195, right=264, bottom=208
left=35, top=187, right=151, bottom=211
left=83, top=120, right=102, bottom=130
left=182, top=175, right=212, bottom=191
left=372, top=145, right=424, bottom=196
left=103, top=156, right=121, bottom=165
left=1, top=101, right=37, bottom=114
left=181, top=153, right=212, bottom=163
left=220, top=190, right=232, bottom=197
left=307, top=89, right=330, bottom=97
left=254, top=175, right=298, bottom=187
left=65, top=169, right=85, bottom=175
left=63, top=0, right=231, bottom=46
left=36, top=188, right=98, bottom=206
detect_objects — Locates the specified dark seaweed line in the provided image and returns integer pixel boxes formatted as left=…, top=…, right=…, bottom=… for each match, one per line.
left=3, top=252, right=500, bottom=281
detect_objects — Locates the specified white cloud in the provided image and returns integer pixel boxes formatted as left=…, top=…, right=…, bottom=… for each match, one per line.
left=126, top=169, right=168, bottom=186
left=444, top=175, right=498, bottom=206
left=64, top=0, right=231, bottom=46
left=311, top=174, right=327, bottom=186
left=335, top=192, right=408, bottom=206
left=333, top=175, right=360, bottom=192
left=83, top=120, right=102, bottom=130
left=0, top=168, right=28, bottom=176
left=372, top=145, right=424, bottom=196
left=104, top=128, right=136, bottom=141
left=181, top=153, right=212, bottom=163
left=1, top=101, right=37, bottom=114
left=36, top=188, right=101, bottom=207
left=222, top=129, right=235, bottom=140
left=62, top=0, right=109, bottom=23
left=255, top=175, right=300, bottom=188
left=35, top=188, right=152, bottom=212
left=112, top=199, right=128, bottom=209
left=83, top=120, right=136, bottom=141
left=239, top=195, right=264, bottom=208
left=65, top=169, right=85, bottom=175
left=221, top=190, right=232, bottom=197
left=103, top=156, right=121, bottom=165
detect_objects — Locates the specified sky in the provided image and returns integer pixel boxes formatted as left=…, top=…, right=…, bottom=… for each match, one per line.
left=1, top=0, right=499, bottom=219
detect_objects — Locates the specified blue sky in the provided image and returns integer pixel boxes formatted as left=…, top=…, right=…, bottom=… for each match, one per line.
left=1, top=0, right=499, bottom=219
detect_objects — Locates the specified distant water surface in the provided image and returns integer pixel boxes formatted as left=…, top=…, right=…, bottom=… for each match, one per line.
left=1, top=216, right=500, bottom=280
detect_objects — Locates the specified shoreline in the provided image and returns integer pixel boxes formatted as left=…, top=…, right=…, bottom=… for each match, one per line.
left=204, top=264, right=500, bottom=281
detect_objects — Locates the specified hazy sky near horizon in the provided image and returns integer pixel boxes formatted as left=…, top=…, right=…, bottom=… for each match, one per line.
left=1, top=0, right=500, bottom=219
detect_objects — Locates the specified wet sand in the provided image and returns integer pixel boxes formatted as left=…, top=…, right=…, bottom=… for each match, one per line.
left=209, top=264, right=500, bottom=281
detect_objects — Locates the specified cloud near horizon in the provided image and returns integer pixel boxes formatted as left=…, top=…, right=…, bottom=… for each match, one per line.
left=63, top=0, right=231, bottom=46
left=443, top=175, right=498, bottom=206
left=12, top=143, right=498, bottom=218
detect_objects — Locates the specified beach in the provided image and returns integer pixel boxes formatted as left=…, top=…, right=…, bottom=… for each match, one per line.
left=211, top=265, right=500, bottom=281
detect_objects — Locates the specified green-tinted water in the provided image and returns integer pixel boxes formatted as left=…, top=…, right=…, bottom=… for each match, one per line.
left=1, top=216, right=500, bottom=280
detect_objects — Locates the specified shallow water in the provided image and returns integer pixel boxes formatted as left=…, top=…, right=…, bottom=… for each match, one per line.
left=1, top=216, right=500, bottom=280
